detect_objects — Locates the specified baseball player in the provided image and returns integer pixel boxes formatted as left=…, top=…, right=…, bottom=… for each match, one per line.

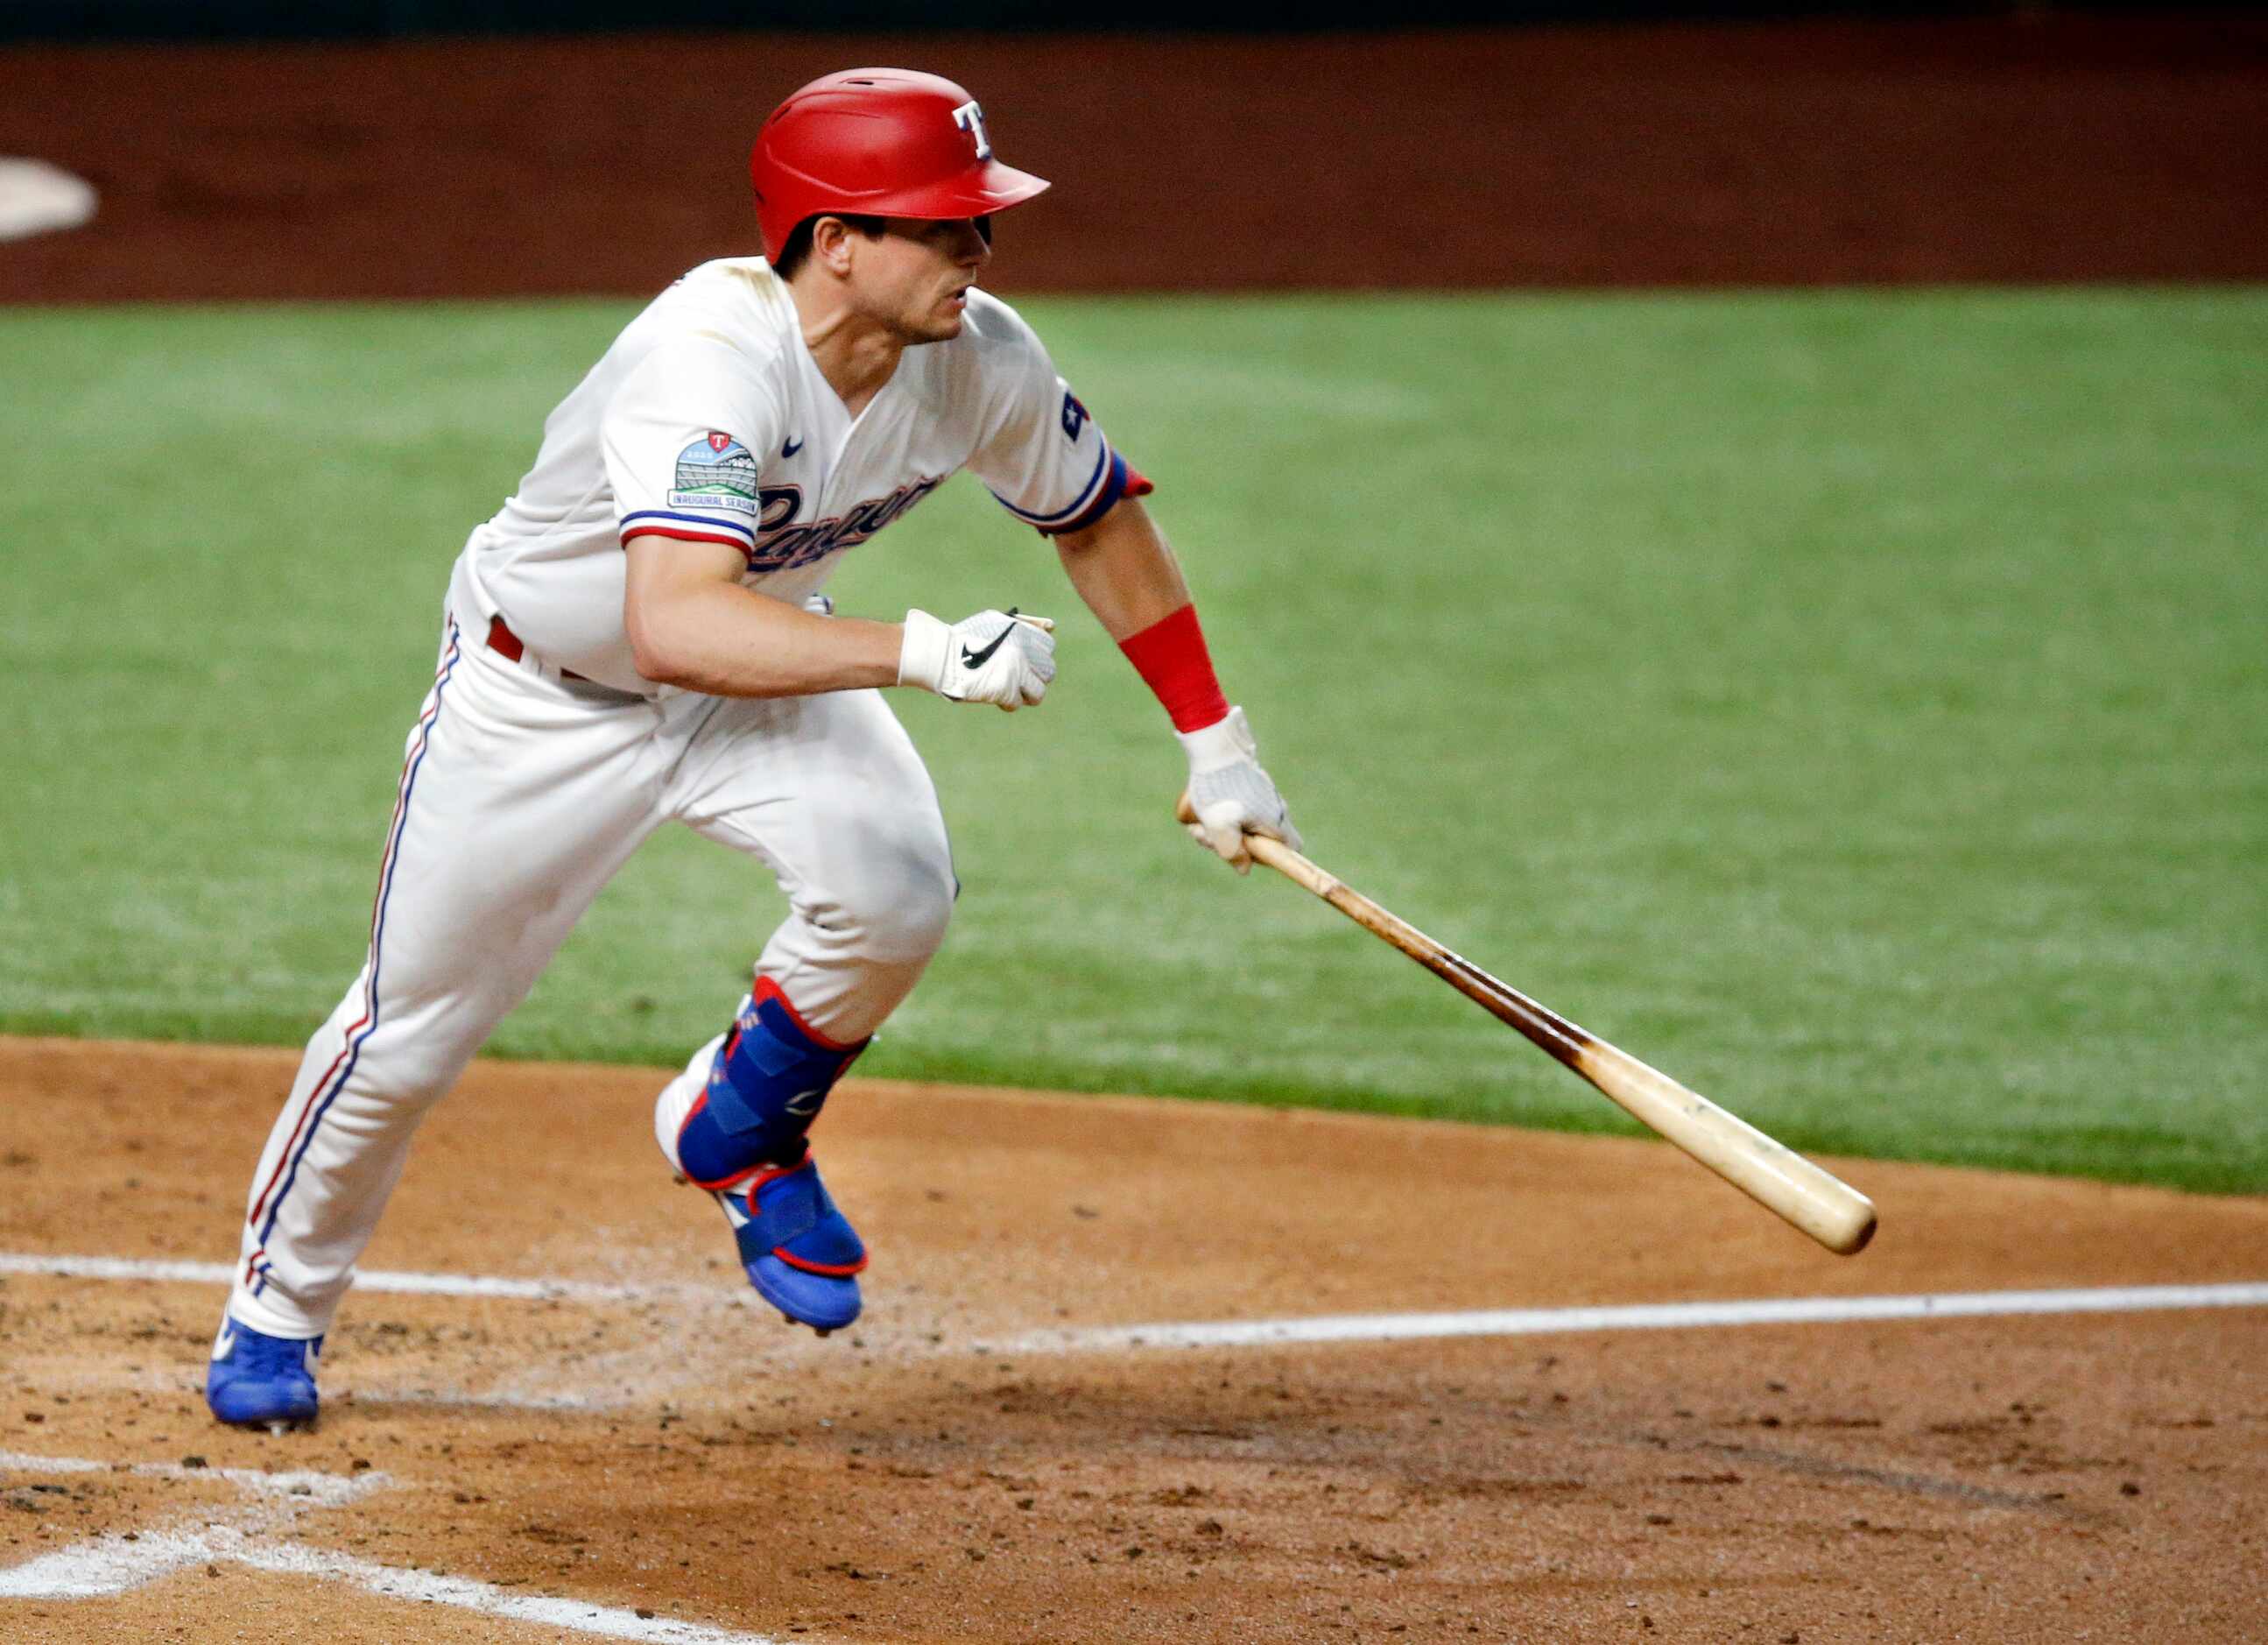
left=206, top=67, right=1300, bottom=1430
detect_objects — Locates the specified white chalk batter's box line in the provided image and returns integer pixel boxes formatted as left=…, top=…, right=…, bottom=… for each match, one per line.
left=4, top=1251, right=2265, bottom=1353
left=0, top=1449, right=789, bottom=1643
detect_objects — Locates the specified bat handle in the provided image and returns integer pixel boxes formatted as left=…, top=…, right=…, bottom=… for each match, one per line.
left=1176, top=789, right=1335, bottom=890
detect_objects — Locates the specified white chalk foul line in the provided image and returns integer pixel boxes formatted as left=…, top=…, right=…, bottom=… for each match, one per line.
left=6, top=1250, right=2264, bottom=1358
left=0, top=1448, right=390, bottom=1507
left=998, top=1281, right=2268, bottom=1353
left=0, top=1252, right=680, bottom=1303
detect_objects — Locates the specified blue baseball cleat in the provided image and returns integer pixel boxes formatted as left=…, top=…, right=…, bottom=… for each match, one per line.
left=206, top=1314, right=322, bottom=1431
left=717, top=1152, right=867, bottom=1333
left=656, top=1027, right=868, bottom=1335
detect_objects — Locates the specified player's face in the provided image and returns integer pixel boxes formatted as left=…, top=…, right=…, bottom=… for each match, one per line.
left=852, top=216, right=992, bottom=343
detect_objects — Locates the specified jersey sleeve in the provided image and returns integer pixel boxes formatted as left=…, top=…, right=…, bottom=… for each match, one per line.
left=601, top=338, right=785, bottom=561
left=964, top=301, right=1145, bottom=536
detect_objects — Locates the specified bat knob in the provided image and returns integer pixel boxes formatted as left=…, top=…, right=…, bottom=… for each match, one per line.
left=1174, top=791, right=1198, bottom=827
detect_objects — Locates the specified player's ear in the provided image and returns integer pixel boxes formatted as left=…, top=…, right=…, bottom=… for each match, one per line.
left=810, top=215, right=858, bottom=276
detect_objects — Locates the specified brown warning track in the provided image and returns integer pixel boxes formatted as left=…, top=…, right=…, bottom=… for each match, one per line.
left=2, top=14, right=2264, bottom=302
left=3, top=1036, right=2265, bottom=1641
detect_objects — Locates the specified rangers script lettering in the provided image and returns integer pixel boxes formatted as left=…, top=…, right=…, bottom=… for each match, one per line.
left=746, top=474, right=946, bottom=573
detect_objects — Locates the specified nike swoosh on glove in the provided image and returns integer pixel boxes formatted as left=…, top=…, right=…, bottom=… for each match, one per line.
left=1178, top=705, right=1300, bottom=873
left=900, top=608, right=1057, bottom=710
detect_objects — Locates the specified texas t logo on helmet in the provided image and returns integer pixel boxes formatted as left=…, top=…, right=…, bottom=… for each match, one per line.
left=952, top=100, right=992, bottom=160
left=749, top=68, right=1046, bottom=264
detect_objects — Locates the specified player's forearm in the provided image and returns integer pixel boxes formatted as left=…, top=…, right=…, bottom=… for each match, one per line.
left=1052, top=497, right=1192, bottom=642
left=1056, top=496, right=1237, bottom=737
left=628, top=578, right=903, bottom=697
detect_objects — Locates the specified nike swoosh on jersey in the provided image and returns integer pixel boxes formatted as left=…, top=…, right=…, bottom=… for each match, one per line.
left=782, top=435, right=805, bottom=458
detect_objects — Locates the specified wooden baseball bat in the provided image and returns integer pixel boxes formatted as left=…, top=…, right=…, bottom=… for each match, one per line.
left=1179, top=799, right=1877, bottom=1254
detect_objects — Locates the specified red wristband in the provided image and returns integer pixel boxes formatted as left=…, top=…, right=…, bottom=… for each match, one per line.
left=1118, top=604, right=1229, bottom=732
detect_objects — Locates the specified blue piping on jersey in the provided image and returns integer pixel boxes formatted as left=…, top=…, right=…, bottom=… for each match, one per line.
left=250, top=621, right=467, bottom=1280
left=989, top=439, right=1110, bottom=527
left=1036, top=451, right=1132, bottom=537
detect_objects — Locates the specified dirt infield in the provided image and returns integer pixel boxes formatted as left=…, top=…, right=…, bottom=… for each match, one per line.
left=3, top=13, right=2265, bottom=302
left=4, top=1036, right=2265, bottom=1641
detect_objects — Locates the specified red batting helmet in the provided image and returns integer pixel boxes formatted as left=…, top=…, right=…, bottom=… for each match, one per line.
left=750, top=69, right=1051, bottom=263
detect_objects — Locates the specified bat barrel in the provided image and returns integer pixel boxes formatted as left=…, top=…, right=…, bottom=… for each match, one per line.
left=1579, top=1042, right=1877, bottom=1254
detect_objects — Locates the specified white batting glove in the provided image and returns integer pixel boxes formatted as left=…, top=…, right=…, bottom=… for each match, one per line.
left=899, top=608, right=1057, bottom=710
left=1179, top=706, right=1301, bottom=874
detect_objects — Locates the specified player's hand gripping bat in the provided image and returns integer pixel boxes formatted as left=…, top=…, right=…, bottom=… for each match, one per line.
left=1178, top=797, right=1877, bottom=1254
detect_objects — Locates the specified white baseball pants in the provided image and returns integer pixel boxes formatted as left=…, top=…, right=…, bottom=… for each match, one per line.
left=228, top=609, right=954, bottom=1338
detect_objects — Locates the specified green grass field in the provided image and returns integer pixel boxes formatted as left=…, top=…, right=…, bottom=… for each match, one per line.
left=4, top=288, right=2262, bottom=1191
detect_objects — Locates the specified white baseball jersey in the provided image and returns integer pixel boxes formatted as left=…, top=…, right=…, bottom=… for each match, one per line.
left=447, top=256, right=1134, bottom=695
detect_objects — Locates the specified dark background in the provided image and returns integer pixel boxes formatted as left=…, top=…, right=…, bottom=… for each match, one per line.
left=0, top=0, right=2191, bottom=42
left=4, top=11, right=2264, bottom=298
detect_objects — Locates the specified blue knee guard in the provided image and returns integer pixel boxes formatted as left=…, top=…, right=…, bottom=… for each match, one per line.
left=675, top=980, right=865, bottom=1188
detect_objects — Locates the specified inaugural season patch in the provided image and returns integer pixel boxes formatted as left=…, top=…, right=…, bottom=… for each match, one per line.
left=670, top=432, right=758, bottom=516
